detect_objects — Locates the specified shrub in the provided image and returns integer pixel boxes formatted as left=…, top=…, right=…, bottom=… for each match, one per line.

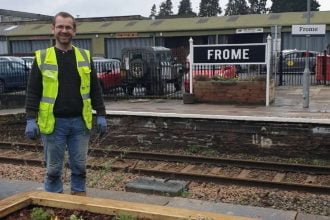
left=193, top=74, right=210, bottom=81
left=30, top=207, right=51, bottom=220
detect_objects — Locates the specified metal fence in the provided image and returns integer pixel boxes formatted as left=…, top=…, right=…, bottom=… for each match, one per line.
left=1, top=49, right=330, bottom=109
left=98, top=60, right=185, bottom=100
left=0, top=59, right=31, bottom=109
left=276, top=50, right=330, bottom=86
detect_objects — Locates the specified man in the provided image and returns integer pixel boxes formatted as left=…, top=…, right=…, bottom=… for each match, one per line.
left=25, top=11, right=107, bottom=196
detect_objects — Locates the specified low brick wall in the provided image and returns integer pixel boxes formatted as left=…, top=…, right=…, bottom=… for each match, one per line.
left=194, top=79, right=275, bottom=105
left=1, top=113, right=329, bottom=160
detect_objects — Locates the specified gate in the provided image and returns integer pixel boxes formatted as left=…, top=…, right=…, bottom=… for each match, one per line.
left=276, top=49, right=330, bottom=86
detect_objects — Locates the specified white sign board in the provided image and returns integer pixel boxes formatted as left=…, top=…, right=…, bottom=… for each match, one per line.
left=292, top=24, right=326, bottom=35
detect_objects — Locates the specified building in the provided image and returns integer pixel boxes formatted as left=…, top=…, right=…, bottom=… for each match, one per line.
left=0, top=10, right=330, bottom=58
left=0, top=8, right=52, bottom=22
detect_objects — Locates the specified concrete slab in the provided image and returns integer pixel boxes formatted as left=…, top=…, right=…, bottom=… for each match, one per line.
left=87, top=188, right=170, bottom=206
left=296, top=213, right=330, bottom=220
left=166, top=197, right=297, bottom=220
left=0, top=178, right=170, bottom=206
left=103, top=86, right=330, bottom=124
left=125, top=177, right=187, bottom=196
left=0, top=179, right=43, bottom=200
left=2, top=87, right=330, bottom=124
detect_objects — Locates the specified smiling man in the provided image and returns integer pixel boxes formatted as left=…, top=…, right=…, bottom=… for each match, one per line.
left=25, top=12, right=107, bottom=196
left=52, top=13, right=76, bottom=47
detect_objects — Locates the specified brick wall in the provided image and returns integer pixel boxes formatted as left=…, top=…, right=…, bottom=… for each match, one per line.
left=194, top=79, right=275, bottom=104
left=1, top=113, right=328, bottom=160
left=103, top=115, right=329, bottom=160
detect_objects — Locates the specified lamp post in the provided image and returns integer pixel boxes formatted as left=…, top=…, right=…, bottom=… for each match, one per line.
left=303, top=0, right=311, bottom=108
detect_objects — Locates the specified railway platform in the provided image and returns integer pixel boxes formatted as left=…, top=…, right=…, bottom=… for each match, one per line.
left=0, top=86, right=329, bottom=122
left=0, top=85, right=330, bottom=219
left=105, top=86, right=330, bottom=124
left=0, top=178, right=329, bottom=220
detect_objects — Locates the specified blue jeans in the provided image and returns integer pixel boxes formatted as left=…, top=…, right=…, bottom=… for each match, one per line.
left=41, top=117, right=90, bottom=193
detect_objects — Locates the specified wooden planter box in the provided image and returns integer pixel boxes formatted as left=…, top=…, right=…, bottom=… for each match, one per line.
left=0, top=191, right=253, bottom=220
left=194, top=78, right=275, bottom=105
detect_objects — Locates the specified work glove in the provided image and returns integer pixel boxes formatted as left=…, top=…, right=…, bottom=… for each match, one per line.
left=25, top=119, right=39, bottom=140
left=96, top=116, right=107, bottom=137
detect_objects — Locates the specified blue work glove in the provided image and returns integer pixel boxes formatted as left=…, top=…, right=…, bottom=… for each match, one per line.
left=96, top=116, right=107, bottom=137
left=25, top=119, right=39, bottom=140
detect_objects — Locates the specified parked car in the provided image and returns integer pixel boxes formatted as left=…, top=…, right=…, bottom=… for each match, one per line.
left=0, top=56, right=25, bottom=63
left=93, top=58, right=123, bottom=93
left=279, top=49, right=319, bottom=74
left=121, top=46, right=184, bottom=95
left=93, top=56, right=107, bottom=61
left=0, top=56, right=31, bottom=70
left=20, top=56, right=35, bottom=68
left=0, top=60, right=30, bottom=94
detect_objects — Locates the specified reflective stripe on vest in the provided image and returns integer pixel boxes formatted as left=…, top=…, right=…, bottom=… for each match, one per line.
left=41, top=97, right=56, bottom=104
left=39, top=49, right=58, bottom=72
left=36, top=46, right=92, bottom=134
left=77, top=47, right=91, bottom=68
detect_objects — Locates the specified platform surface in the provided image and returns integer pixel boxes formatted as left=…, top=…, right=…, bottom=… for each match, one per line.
left=1, top=178, right=329, bottom=220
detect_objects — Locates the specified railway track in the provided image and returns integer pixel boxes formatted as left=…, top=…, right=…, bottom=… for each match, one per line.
left=0, top=141, right=329, bottom=194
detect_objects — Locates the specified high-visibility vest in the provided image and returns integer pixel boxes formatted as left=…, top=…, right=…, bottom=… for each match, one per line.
left=35, top=46, right=92, bottom=134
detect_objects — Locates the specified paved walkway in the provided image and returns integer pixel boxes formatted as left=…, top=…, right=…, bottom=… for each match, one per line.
left=106, top=86, right=330, bottom=124
left=1, top=86, right=330, bottom=123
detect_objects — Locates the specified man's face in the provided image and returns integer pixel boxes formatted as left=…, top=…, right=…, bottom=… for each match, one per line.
left=52, top=16, right=76, bottom=46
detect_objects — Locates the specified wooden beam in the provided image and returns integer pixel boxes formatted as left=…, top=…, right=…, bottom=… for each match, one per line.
left=1, top=191, right=255, bottom=220
left=0, top=191, right=32, bottom=218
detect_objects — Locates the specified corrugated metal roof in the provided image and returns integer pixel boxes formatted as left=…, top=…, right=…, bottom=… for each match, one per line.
left=151, top=20, right=164, bottom=26
left=100, top=22, right=112, bottom=28
left=0, top=9, right=51, bottom=20
left=302, top=12, right=315, bottom=19
left=226, top=16, right=239, bottom=22
left=125, top=21, right=138, bottom=27
left=0, top=24, right=19, bottom=35
left=3, top=11, right=330, bottom=37
left=32, top=24, right=43, bottom=30
left=268, top=14, right=281, bottom=20
left=197, top=18, right=209, bottom=24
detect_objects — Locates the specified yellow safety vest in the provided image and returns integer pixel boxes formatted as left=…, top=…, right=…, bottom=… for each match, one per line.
left=35, top=46, right=92, bottom=134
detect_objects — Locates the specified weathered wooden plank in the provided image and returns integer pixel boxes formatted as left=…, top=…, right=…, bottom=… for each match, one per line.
left=1, top=191, right=255, bottom=220
left=305, top=175, right=317, bottom=184
left=237, top=169, right=250, bottom=179
left=272, top=173, right=286, bottom=182
left=0, top=191, right=32, bottom=218
left=180, top=165, right=195, bottom=173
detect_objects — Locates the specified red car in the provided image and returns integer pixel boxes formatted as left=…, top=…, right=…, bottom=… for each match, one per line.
left=93, top=58, right=123, bottom=93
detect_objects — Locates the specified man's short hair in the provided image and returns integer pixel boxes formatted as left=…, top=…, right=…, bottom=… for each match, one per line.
left=52, top=12, right=76, bottom=29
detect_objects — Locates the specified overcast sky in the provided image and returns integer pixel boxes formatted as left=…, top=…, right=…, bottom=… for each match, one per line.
left=1, top=0, right=330, bottom=18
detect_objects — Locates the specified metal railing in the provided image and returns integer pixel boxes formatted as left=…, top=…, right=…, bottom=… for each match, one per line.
left=276, top=50, right=330, bottom=86
left=1, top=49, right=330, bottom=109
left=98, top=60, right=185, bottom=100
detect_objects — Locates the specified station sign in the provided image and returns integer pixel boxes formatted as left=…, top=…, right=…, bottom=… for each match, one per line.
left=193, top=44, right=266, bottom=64
left=292, top=24, right=326, bottom=35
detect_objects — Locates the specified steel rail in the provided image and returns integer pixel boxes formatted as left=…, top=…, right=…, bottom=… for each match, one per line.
left=89, top=149, right=330, bottom=175
left=1, top=141, right=330, bottom=175
left=0, top=155, right=329, bottom=194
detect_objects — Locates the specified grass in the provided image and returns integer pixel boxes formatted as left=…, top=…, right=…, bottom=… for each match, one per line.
left=180, top=189, right=189, bottom=198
